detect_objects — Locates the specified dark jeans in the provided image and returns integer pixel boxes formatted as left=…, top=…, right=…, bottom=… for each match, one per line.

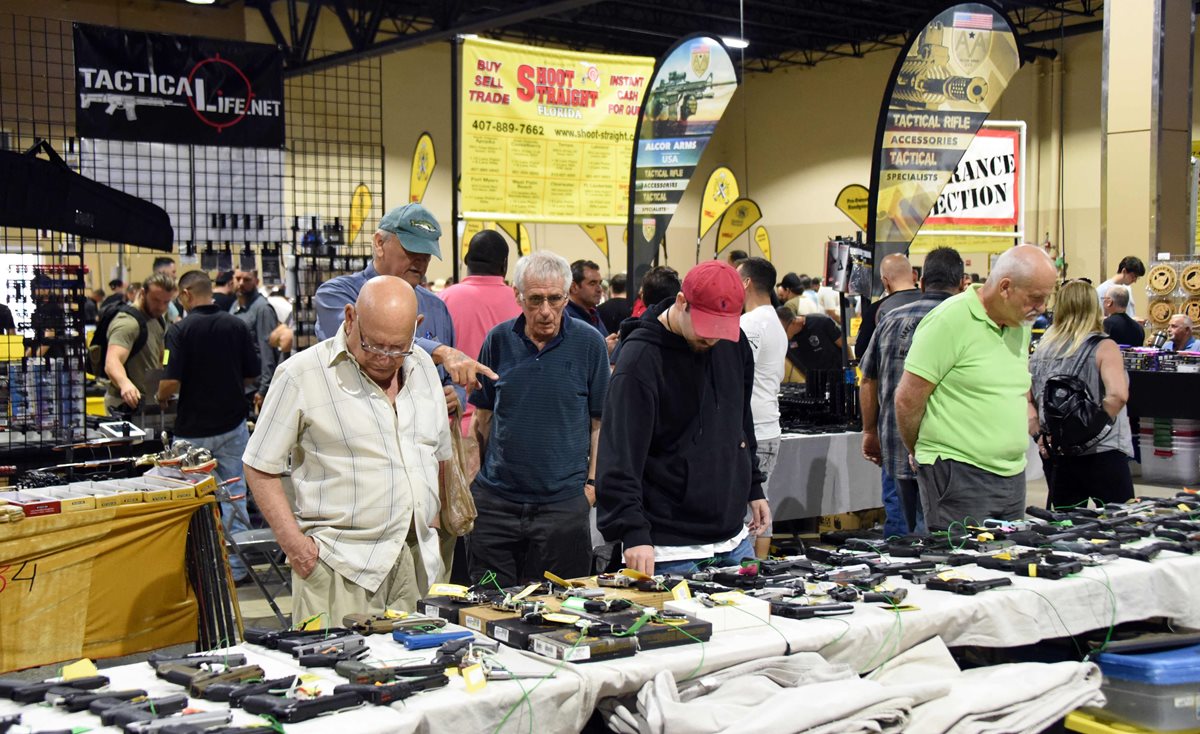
left=881, top=468, right=906, bottom=538
left=895, top=477, right=925, bottom=534
left=1047, top=450, right=1135, bottom=509
left=653, top=535, right=757, bottom=576
left=466, top=485, right=591, bottom=587
left=916, top=458, right=1025, bottom=527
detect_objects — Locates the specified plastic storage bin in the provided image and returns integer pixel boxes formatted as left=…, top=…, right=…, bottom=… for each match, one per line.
left=1086, top=644, right=1200, bottom=732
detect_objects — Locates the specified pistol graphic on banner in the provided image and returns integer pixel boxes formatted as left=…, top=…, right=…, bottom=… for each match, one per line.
left=867, top=2, right=1023, bottom=295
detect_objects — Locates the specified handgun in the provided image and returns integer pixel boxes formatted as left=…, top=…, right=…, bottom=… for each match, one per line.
left=240, top=691, right=364, bottom=723
left=343, top=613, right=446, bottom=635
left=711, top=571, right=767, bottom=589
left=862, top=587, right=908, bottom=605
left=335, top=660, right=445, bottom=684
left=596, top=572, right=635, bottom=588
left=190, top=666, right=266, bottom=698
left=0, top=714, right=19, bottom=734
left=275, top=628, right=357, bottom=654
left=332, top=673, right=449, bottom=705
left=148, top=652, right=246, bottom=670
left=206, top=675, right=296, bottom=705
left=290, top=633, right=367, bottom=659
left=925, top=577, right=1012, bottom=595
left=769, top=601, right=855, bottom=619
left=866, top=559, right=936, bottom=576
left=125, top=709, right=233, bottom=733
left=48, top=687, right=146, bottom=712
left=393, top=628, right=474, bottom=650
left=93, top=693, right=188, bottom=727
left=1010, top=554, right=1084, bottom=580
left=0, top=674, right=109, bottom=703
left=899, top=567, right=939, bottom=584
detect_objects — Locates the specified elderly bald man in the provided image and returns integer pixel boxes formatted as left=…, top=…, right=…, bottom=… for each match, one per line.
left=244, top=275, right=452, bottom=622
left=854, top=253, right=920, bottom=360
left=895, top=245, right=1057, bottom=526
left=1165, top=314, right=1198, bottom=352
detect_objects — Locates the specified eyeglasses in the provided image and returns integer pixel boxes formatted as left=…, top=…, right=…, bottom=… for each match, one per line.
left=522, top=293, right=567, bottom=309
left=359, top=334, right=413, bottom=359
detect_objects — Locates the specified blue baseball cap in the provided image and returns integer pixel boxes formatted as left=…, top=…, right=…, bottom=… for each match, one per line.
left=379, top=203, right=443, bottom=259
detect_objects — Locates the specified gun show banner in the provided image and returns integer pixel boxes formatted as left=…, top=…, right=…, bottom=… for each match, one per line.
left=866, top=3, right=1022, bottom=293
left=410, top=133, right=436, bottom=203
left=460, top=38, right=654, bottom=225
left=697, top=166, right=740, bottom=260
left=628, top=36, right=738, bottom=288
left=73, top=24, right=284, bottom=148
left=714, top=198, right=762, bottom=256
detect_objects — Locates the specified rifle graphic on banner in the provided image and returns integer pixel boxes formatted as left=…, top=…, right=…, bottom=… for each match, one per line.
left=80, top=94, right=186, bottom=121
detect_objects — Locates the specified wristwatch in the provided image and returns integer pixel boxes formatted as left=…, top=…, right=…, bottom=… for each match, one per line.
left=585, top=479, right=596, bottom=487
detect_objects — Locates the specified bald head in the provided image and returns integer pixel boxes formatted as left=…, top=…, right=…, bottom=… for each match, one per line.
left=880, top=253, right=916, bottom=294
left=980, top=244, right=1058, bottom=327
left=346, top=276, right=419, bottom=385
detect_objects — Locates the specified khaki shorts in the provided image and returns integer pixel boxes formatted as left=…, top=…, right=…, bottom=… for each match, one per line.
left=291, top=538, right=423, bottom=625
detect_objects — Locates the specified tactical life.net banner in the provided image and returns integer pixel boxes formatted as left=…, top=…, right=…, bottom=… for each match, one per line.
left=74, top=23, right=285, bottom=149
left=628, top=36, right=738, bottom=287
left=460, top=38, right=654, bottom=225
left=867, top=3, right=1021, bottom=292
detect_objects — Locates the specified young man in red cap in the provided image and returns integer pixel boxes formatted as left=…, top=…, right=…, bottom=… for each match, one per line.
left=596, top=260, right=771, bottom=576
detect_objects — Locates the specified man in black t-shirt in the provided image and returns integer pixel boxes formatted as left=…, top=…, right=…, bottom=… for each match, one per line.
left=598, top=273, right=633, bottom=334
left=1102, top=284, right=1145, bottom=347
left=157, top=270, right=260, bottom=583
left=777, top=306, right=843, bottom=375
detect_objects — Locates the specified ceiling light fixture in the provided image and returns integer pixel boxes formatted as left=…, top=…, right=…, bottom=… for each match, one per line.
left=721, top=37, right=750, bottom=49
left=186, top=0, right=216, bottom=5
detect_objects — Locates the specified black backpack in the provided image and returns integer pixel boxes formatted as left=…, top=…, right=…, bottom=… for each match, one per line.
left=1040, top=336, right=1115, bottom=457
left=88, top=304, right=149, bottom=377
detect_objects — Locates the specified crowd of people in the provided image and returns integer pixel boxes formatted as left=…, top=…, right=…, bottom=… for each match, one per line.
left=66, top=203, right=1186, bottom=621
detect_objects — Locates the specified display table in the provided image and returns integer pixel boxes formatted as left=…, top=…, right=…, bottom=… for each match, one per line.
left=0, top=496, right=215, bottom=672
left=5, top=549, right=1197, bottom=734
left=768, top=431, right=880, bottom=521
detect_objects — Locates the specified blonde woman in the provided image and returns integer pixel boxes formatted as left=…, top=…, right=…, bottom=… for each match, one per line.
left=1029, top=280, right=1134, bottom=508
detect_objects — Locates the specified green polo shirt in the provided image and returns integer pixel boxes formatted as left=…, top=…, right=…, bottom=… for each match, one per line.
left=903, top=285, right=1031, bottom=477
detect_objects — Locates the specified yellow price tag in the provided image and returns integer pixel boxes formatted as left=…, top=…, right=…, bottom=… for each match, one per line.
left=543, top=613, right=581, bottom=625
left=297, top=615, right=324, bottom=631
left=512, top=584, right=540, bottom=601
left=462, top=663, right=487, bottom=693
left=671, top=579, right=692, bottom=601
left=384, top=609, right=408, bottom=619
left=61, top=659, right=98, bottom=681
left=428, top=583, right=469, bottom=598
left=620, top=568, right=652, bottom=581
left=1027, top=563, right=1038, bottom=578
left=709, top=591, right=744, bottom=605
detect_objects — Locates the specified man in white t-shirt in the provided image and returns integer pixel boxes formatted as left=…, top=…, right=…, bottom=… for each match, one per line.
left=737, top=257, right=788, bottom=558
left=1095, top=256, right=1145, bottom=319
left=816, top=283, right=842, bottom=324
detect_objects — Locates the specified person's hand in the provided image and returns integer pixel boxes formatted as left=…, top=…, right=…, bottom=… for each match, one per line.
left=584, top=482, right=596, bottom=507
left=1037, top=433, right=1049, bottom=459
left=287, top=535, right=319, bottom=579
left=908, top=454, right=919, bottom=473
left=862, top=429, right=882, bottom=466
left=435, top=346, right=499, bottom=390
left=747, top=499, right=771, bottom=535
left=253, top=393, right=264, bottom=414
left=623, top=544, right=655, bottom=576
left=120, top=382, right=141, bottom=409
left=605, top=332, right=619, bottom=355
left=444, top=385, right=460, bottom=416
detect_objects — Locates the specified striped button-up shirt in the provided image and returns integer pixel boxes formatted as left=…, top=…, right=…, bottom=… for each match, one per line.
left=243, top=325, right=451, bottom=592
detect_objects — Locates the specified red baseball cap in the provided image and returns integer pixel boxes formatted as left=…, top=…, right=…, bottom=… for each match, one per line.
left=682, top=260, right=745, bottom=341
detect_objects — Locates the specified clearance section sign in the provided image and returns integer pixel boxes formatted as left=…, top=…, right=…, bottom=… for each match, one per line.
left=867, top=3, right=1022, bottom=293
left=460, top=38, right=654, bottom=224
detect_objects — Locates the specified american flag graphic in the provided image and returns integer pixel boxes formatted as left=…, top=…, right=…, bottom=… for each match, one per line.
left=953, top=11, right=993, bottom=30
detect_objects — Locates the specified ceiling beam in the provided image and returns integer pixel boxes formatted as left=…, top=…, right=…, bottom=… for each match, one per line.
left=284, top=0, right=607, bottom=77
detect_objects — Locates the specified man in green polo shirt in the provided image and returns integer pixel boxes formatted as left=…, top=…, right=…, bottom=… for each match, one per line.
left=894, top=245, right=1057, bottom=526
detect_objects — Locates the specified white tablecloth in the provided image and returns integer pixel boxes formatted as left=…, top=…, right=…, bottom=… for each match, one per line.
left=5, top=551, right=1198, bottom=734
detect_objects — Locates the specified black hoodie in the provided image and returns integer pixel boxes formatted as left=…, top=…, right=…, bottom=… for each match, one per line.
left=596, top=300, right=765, bottom=549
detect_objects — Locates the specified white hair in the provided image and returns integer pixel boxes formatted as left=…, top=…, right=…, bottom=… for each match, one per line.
left=989, top=244, right=1055, bottom=286
left=1107, top=284, right=1130, bottom=309
left=514, top=251, right=572, bottom=293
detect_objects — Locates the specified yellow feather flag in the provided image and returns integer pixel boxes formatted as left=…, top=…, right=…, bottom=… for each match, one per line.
left=580, top=225, right=608, bottom=258
left=498, top=222, right=532, bottom=256
left=714, top=198, right=762, bottom=256
left=835, top=184, right=869, bottom=231
left=699, top=167, right=739, bottom=240
left=753, top=225, right=771, bottom=261
left=347, top=183, right=372, bottom=246
left=409, top=133, right=436, bottom=203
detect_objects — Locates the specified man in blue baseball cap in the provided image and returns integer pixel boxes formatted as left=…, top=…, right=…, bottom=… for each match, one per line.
left=314, top=203, right=498, bottom=408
